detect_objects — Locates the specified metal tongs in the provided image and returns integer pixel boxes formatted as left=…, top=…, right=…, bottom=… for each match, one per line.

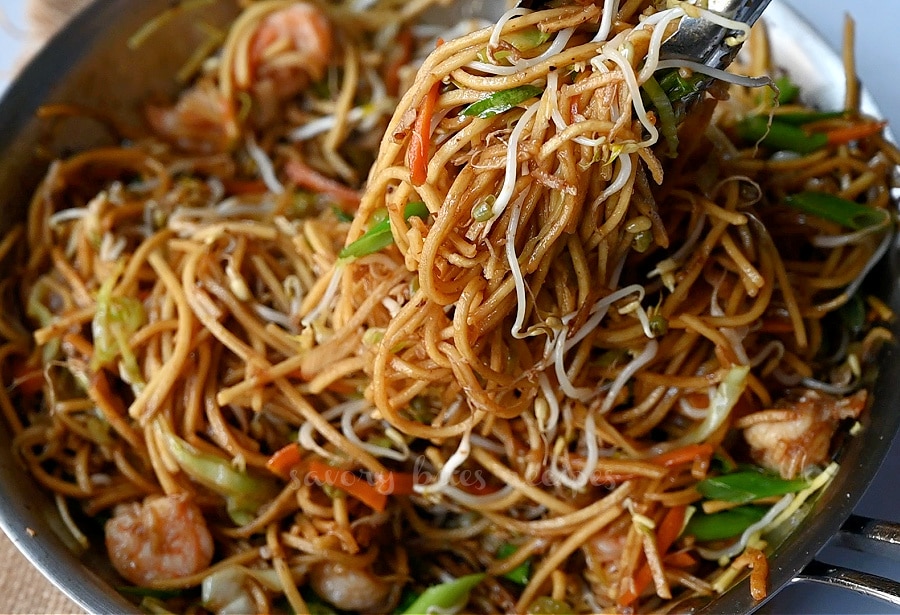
left=516, top=0, right=773, bottom=92
left=656, top=0, right=773, bottom=70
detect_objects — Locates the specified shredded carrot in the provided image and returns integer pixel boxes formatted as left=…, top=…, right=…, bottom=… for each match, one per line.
left=284, top=159, right=361, bottom=209
left=650, top=443, right=714, bottom=468
left=407, top=79, right=441, bottom=187
left=374, top=471, right=421, bottom=495
left=663, top=551, right=697, bottom=568
left=825, top=120, right=886, bottom=145
left=618, top=505, right=687, bottom=606
left=307, top=459, right=388, bottom=512
left=266, top=443, right=303, bottom=479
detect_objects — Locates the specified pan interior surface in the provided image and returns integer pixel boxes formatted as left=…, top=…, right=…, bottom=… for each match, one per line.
left=0, top=2, right=896, bottom=613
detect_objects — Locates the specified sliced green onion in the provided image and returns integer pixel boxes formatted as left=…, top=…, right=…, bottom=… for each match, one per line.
left=461, top=85, right=543, bottom=119
left=642, top=74, right=679, bottom=157
left=696, top=470, right=808, bottom=504
left=773, top=110, right=847, bottom=125
left=657, top=69, right=705, bottom=103
left=398, top=573, right=485, bottom=615
left=331, top=205, right=354, bottom=223
left=497, top=543, right=531, bottom=585
left=840, top=293, right=867, bottom=335
left=685, top=505, right=768, bottom=542
left=736, top=115, right=828, bottom=154
left=339, top=201, right=429, bottom=260
left=784, top=191, right=888, bottom=230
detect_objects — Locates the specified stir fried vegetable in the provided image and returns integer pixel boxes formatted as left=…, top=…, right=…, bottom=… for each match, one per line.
left=164, top=430, right=278, bottom=524
left=461, top=85, right=543, bottom=119
left=497, top=543, right=532, bottom=585
left=398, top=574, right=486, bottom=615
left=784, top=191, right=889, bottom=230
left=685, top=506, right=769, bottom=542
left=339, top=201, right=429, bottom=260
left=696, top=470, right=809, bottom=504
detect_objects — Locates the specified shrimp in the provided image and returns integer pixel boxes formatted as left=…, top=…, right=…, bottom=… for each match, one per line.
left=146, top=80, right=239, bottom=154
left=105, top=493, right=214, bottom=586
left=741, top=389, right=866, bottom=479
left=308, top=561, right=394, bottom=612
left=248, top=2, right=333, bottom=102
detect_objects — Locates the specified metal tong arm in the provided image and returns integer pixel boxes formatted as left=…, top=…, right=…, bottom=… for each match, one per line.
left=659, top=0, right=774, bottom=69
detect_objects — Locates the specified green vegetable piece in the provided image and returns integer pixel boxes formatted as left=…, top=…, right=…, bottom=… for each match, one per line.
left=784, top=191, right=888, bottom=231
left=736, top=115, right=828, bottom=154
left=772, top=110, right=847, bottom=125
left=91, top=270, right=146, bottom=386
left=685, top=506, right=768, bottom=542
left=331, top=205, right=354, bottom=223
left=840, top=293, right=867, bottom=335
left=461, top=85, right=543, bottom=119
left=527, top=596, right=574, bottom=614
left=642, top=74, right=679, bottom=157
left=505, top=27, right=552, bottom=51
left=696, top=470, right=808, bottom=504
left=398, top=573, right=486, bottom=615
left=339, top=201, right=429, bottom=260
left=497, top=543, right=531, bottom=585
left=164, top=431, right=279, bottom=525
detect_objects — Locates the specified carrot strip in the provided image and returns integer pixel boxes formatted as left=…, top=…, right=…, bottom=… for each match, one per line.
left=283, top=159, right=361, bottom=208
left=407, top=80, right=441, bottom=187
left=307, top=459, right=388, bottom=512
left=618, top=505, right=687, bottom=607
left=374, top=471, right=421, bottom=495
left=266, top=443, right=303, bottom=479
left=663, top=551, right=697, bottom=568
left=826, top=121, right=886, bottom=145
left=650, top=443, right=715, bottom=468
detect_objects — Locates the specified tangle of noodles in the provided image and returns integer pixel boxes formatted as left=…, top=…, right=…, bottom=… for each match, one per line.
left=0, top=1, right=897, bottom=613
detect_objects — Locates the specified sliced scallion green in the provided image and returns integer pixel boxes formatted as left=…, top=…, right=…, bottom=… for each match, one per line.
left=685, top=505, right=768, bottom=542
left=773, top=110, right=847, bottom=125
left=461, top=85, right=543, bottom=119
left=398, top=573, right=485, bottom=615
left=696, top=470, right=808, bottom=504
left=497, top=543, right=531, bottom=585
left=339, top=201, right=429, bottom=260
left=642, top=74, right=679, bottom=157
left=736, top=115, right=828, bottom=154
left=784, top=191, right=888, bottom=231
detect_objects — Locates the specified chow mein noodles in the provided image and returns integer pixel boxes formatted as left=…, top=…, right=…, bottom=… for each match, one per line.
left=0, top=0, right=897, bottom=612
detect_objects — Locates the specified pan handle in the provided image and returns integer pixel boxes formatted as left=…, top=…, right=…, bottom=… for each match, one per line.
left=790, top=514, right=900, bottom=606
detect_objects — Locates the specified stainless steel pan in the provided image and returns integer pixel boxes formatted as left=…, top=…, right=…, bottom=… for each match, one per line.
left=0, top=1, right=899, bottom=613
